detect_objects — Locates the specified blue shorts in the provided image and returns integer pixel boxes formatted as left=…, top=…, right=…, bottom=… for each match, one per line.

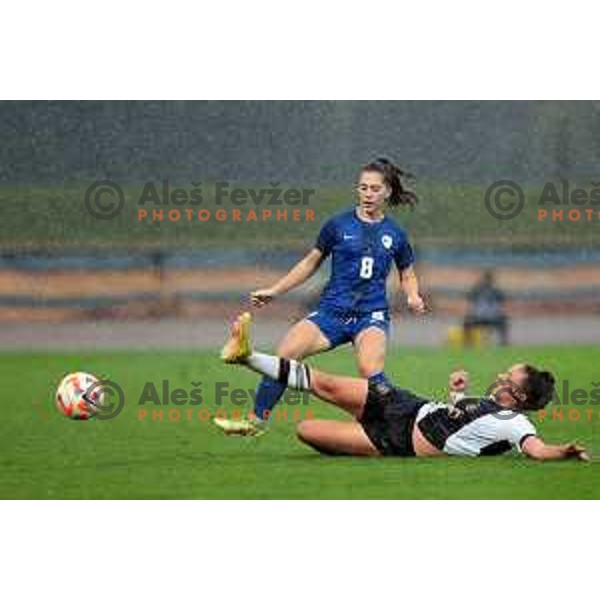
left=306, top=308, right=390, bottom=349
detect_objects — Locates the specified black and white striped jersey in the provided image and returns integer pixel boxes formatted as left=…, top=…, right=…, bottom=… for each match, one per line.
left=415, top=397, right=537, bottom=456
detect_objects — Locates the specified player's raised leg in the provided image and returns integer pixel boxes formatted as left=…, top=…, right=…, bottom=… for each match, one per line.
left=305, top=369, right=369, bottom=418
left=215, top=313, right=369, bottom=435
left=221, top=312, right=369, bottom=417
left=252, top=318, right=330, bottom=423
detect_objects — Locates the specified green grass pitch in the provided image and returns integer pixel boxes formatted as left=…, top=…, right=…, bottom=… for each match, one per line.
left=1, top=345, right=598, bottom=499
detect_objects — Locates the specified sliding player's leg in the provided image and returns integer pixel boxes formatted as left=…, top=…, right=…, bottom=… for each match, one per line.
left=244, top=352, right=369, bottom=418
left=307, top=368, right=369, bottom=418
left=296, top=420, right=380, bottom=456
left=216, top=313, right=369, bottom=435
left=253, top=319, right=330, bottom=422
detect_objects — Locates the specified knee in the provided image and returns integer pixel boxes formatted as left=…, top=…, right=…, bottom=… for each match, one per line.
left=276, top=341, right=301, bottom=359
left=357, top=362, right=380, bottom=378
left=358, top=364, right=372, bottom=378
left=356, top=350, right=384, bottom=379
left=296, top=420, right=315, bottom=444
left=312, top=375, right=337, bottom=398
left=296, top=420, right=343, bottom=456
left=297, top=419, right=325, bottom=442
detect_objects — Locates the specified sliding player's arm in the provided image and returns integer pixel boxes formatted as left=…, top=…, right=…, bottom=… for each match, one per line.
left=521, top=436, right=590, bottom=461
left=251, top=249, right=323, bottom=308
left=448, top=369, right=469, bottom=405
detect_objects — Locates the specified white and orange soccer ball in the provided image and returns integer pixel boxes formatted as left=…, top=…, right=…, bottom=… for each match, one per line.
left=55, top=372, right=103, bottom=420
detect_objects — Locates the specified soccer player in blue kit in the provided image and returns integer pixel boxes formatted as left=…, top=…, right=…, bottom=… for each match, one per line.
left=215, top=158, right=426, bottom=436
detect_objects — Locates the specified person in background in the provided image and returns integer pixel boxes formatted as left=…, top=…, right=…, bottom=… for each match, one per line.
left=463, top=270, right=509, bottom=346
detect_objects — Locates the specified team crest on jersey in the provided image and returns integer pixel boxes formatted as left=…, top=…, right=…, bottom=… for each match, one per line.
left=381, top=235, right=393, bottom=249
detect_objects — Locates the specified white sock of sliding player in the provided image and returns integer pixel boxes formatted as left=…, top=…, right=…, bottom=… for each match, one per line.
left=246, top=353, right=311, bottom=391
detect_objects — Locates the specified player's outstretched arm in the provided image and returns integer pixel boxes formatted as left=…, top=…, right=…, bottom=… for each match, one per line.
left=521, top=436, right=590, bottom=461
left=399, top=265, right=426, bottom=314
left=251, top=248, right=323, bottom=307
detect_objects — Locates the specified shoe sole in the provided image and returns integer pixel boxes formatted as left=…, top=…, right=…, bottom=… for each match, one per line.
left=213, top=418, right=263, bottom=437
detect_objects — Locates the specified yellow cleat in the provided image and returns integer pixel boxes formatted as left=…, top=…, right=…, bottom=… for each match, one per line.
left=220, top=312, right=252, bottom=364
left=213, top=417, right=266, bottom=437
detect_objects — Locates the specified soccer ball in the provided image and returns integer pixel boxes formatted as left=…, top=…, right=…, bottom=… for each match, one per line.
left=55, top=372, right=103, bottom=420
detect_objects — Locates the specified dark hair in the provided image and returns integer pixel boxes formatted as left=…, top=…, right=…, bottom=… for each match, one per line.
left=520, top=365, right=556, bottom=410
left=360, top=157, right=418, bottom=208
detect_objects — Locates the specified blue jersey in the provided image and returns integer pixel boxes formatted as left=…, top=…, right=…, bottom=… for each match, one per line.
left=314, top=208, right=415, bottom=313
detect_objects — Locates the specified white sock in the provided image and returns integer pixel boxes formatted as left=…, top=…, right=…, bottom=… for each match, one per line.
left=246, top=353, right=311, bottom=391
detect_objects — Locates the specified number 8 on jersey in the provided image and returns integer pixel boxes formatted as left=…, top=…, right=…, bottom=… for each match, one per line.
left=359, top=256, right=374, bottom=279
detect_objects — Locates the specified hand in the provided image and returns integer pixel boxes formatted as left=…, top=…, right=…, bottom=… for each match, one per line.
left=250, top=288, right=277, bottom=308
left=449, top=370, right=469, bottom=392
left=564, top=443, right=590, bottom=462
left=407, top=294, right=426, bottom=314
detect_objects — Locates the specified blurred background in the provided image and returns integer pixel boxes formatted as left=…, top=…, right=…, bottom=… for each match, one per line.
left=1, top=100, right=599, bottom=350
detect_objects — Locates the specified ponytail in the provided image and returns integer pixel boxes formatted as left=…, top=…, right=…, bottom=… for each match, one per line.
left=361, top=157, right=418, bottom=208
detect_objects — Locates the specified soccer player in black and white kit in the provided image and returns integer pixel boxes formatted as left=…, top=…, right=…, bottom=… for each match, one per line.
left=217, top=313, right=589, bottom=461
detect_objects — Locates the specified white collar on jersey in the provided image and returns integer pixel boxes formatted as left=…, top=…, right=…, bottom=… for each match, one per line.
left=354, top=206, right=386, bottom=224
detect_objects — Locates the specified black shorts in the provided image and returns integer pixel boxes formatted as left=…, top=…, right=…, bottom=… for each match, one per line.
left=359, top=383, right=428, bottom=456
